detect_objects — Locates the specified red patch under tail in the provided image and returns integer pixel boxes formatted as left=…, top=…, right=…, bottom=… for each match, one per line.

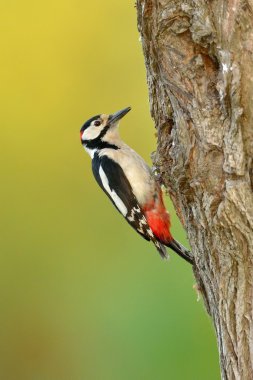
left=143, top=191, right=172, bottom=244
left=143, top=195, right=193, bottom=264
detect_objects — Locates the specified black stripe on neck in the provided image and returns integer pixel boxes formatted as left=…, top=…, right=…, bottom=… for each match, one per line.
left=83, top=139, right=119, bottom=150
left=98, top=124, right=110, bottom=140
left=82, top=125, right=119, bottom=150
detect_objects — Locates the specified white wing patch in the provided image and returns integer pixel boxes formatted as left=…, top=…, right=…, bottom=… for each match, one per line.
left=127, top=206, right=141, bottom=222
left=147, top=228, right=153, bottom=237
left=127, top=206, right=155, bottom=238
left=99, top=166, right=128, bottom=217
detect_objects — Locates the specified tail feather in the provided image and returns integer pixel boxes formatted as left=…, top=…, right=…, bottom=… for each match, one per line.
left=167, top=239, right=194, bottom=265
left=152, top=239, right=169, bottom=260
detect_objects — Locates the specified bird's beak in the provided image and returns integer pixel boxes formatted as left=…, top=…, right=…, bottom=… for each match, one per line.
left=108, top=107, right=131, bottom=125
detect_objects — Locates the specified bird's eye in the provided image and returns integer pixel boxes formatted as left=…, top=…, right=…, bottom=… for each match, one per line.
left=94, top=120, right=101, bottom=126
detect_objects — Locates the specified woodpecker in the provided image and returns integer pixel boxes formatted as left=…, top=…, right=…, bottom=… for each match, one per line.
left=80, top=107, right=193, bottom=264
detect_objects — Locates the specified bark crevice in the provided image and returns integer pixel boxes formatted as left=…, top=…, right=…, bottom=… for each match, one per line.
left=137, top=1, right=253, bottom=379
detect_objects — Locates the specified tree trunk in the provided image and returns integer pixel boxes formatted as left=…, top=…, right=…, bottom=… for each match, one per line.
left=136, top=1, right=253, bottom=379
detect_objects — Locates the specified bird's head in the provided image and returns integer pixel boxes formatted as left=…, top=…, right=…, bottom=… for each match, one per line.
left=80, top=107, right=131, bottom=147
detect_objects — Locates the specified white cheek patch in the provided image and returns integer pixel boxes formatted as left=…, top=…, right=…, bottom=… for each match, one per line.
left=82, top=125, right=103, bottom=141
left=99, top=166, right=127, bottom=217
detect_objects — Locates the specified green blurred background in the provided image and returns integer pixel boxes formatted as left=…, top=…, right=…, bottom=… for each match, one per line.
left=0, top=1, right=220, bottom=379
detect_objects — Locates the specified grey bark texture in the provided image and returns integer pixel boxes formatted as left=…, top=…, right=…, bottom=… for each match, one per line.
left=136, top=1, right=253, bottom=379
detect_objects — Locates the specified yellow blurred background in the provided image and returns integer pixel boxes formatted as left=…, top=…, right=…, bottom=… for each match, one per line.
left=0, top=1, right=219, bottom=379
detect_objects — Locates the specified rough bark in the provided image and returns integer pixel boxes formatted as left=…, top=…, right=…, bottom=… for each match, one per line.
left=136, top=1, right=253, bottom=379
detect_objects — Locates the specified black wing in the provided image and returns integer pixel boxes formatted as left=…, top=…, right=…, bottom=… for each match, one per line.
left=92, top=154, right=168, bottom=259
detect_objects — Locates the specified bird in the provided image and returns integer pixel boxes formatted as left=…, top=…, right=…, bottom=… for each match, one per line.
left=80, top=107, right=193, bottom=264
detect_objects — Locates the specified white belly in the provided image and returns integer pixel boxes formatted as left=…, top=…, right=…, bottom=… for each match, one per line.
left=99, top=145, right=155, bottom=205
